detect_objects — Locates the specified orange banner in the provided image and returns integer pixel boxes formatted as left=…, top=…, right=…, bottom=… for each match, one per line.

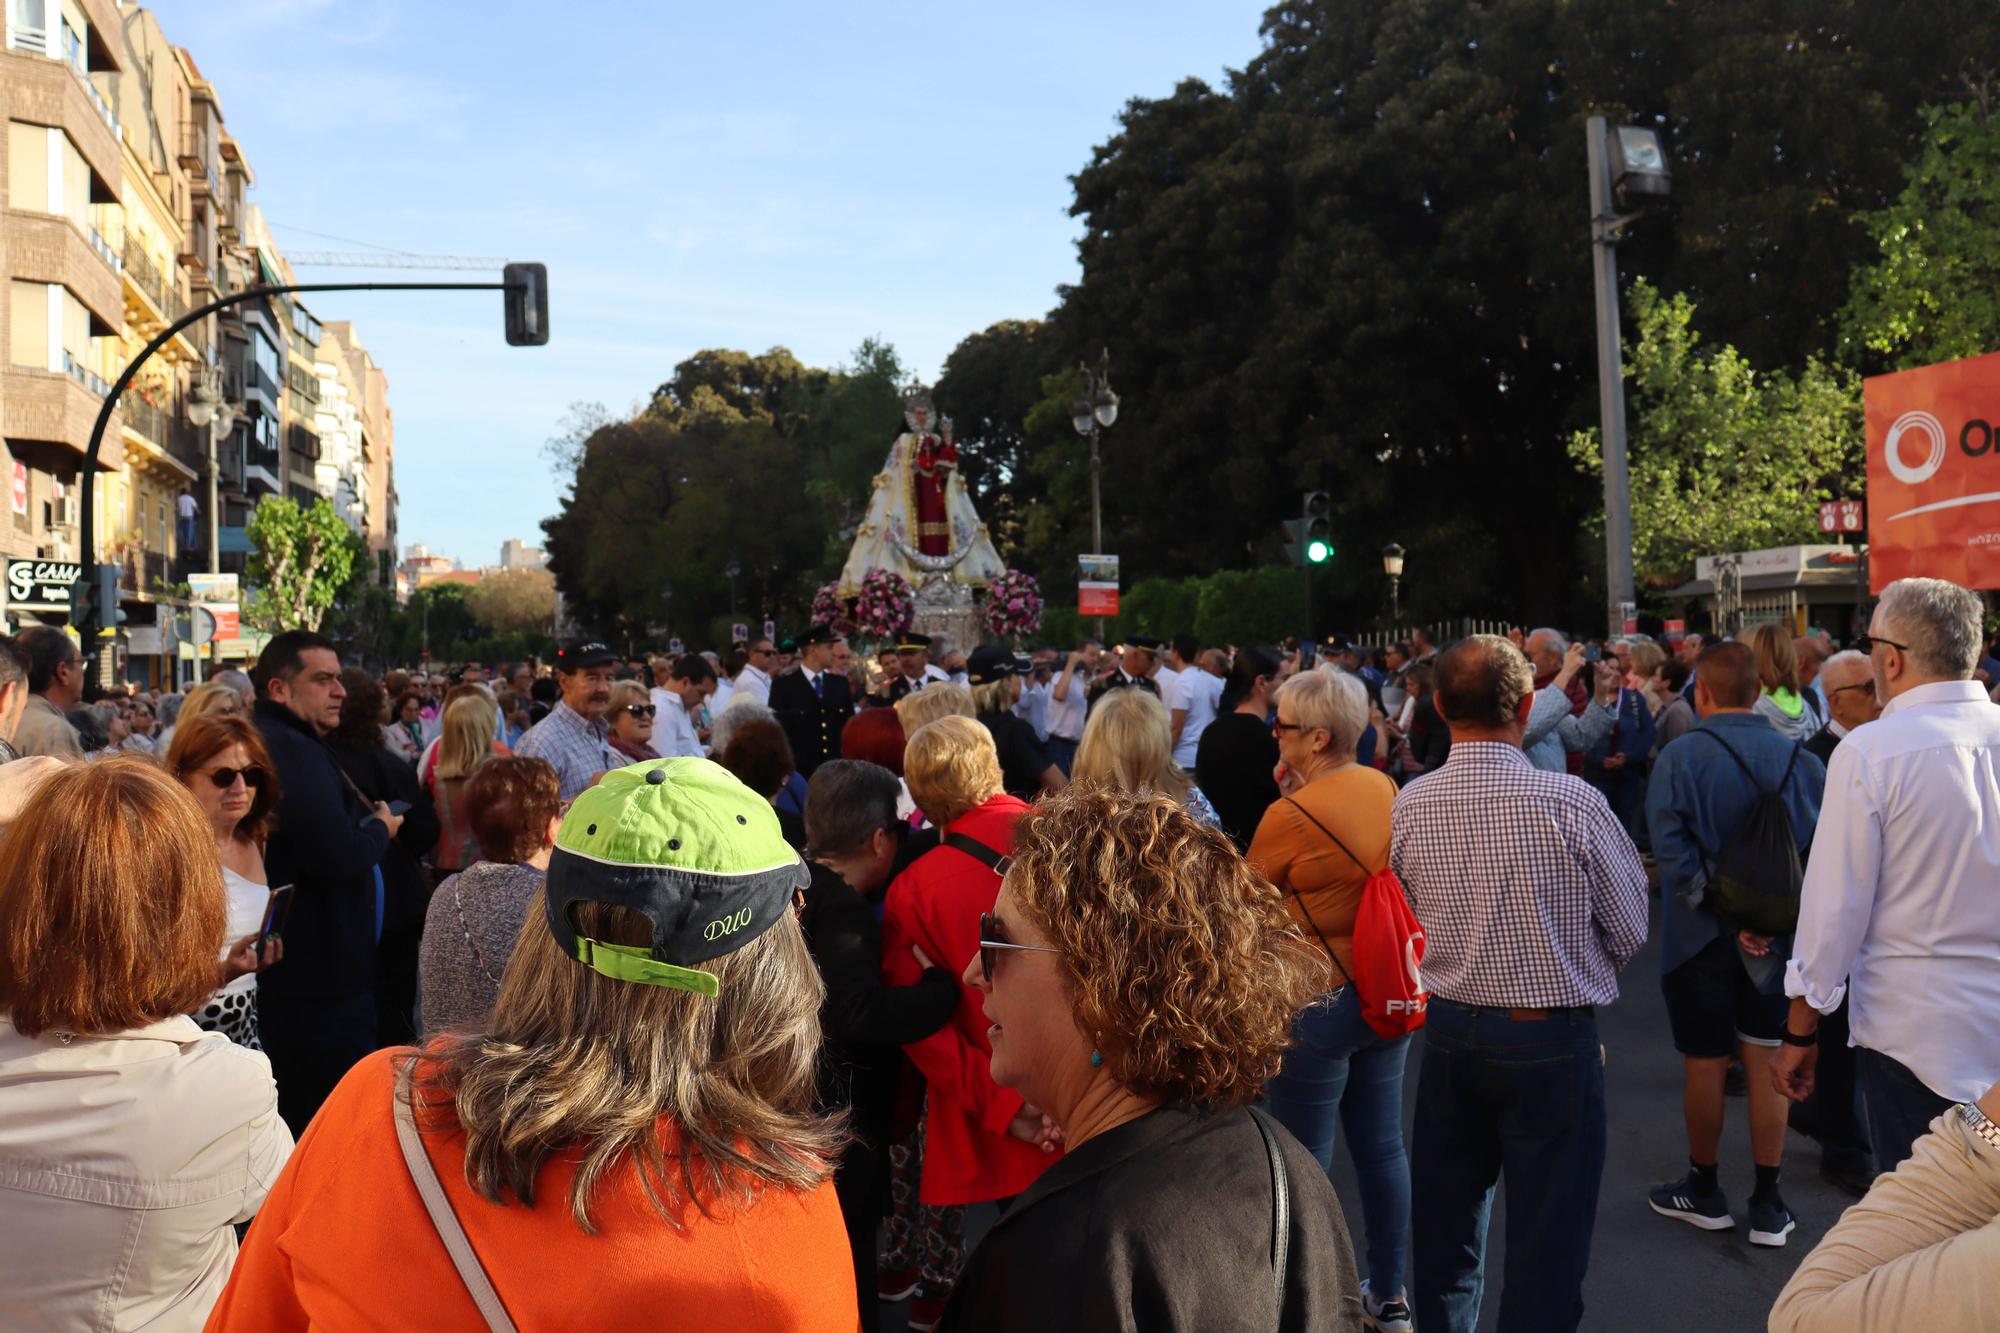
left=1864, top=349, right=2000, bottom=592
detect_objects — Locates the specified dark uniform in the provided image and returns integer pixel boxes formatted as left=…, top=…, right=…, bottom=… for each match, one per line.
left=771, top=658, right=854, bottom=777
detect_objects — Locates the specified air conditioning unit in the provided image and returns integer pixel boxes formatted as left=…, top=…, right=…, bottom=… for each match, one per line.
left=54, top=495, right=78, bottom=529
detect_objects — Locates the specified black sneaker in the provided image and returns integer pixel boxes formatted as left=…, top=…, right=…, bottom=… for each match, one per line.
left=1748, top=1198, right=1797, bottom=1247
left=1648, top=1175, right=1734, bottom=1231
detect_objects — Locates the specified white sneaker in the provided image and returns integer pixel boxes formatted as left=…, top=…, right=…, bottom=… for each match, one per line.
left=1361, top=1278, right=1414, bottom=1333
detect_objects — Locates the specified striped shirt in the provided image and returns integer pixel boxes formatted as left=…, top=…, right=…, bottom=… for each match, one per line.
left=1391, top=741, right=1648, bottom=1007
left=515, top=700, right=628, bottom=801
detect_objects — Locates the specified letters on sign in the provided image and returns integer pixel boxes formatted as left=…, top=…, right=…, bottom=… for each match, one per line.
left=5, top=560, right=80, bottom=610
left=1864, top=349, right=2000, bottom=591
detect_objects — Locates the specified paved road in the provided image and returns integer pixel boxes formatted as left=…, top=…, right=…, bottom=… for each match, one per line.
left=876, top=897, right=1855, bottom=1332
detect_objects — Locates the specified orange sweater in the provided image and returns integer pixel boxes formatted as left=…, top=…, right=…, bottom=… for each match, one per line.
left=206, top=1049, right=856, bottom=1333
left=1247, top=765, right=1397, bottom=984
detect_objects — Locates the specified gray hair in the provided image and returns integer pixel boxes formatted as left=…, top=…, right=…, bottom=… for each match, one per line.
left=214, top=668, right=254, bottom=700
left=802, top=760, right=901, bottom=857
left=1875, top=577, right=1983, bottom=679
left=709, top=700, right=776, bottom=757
left=1819, top=649, right=1869, bottom=682
left=1277, top=669, right=1370, bottom=758
left=1526, top=627, right=1568, bottom=654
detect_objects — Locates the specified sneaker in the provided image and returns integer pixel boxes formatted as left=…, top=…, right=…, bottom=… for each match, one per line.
left=877, top=1268, right=919, bottom=1303
left=1748, top=1198, right=1798, bottom=1247
left=1819, top=1158, right=1877, bottom=1200
left=908, top=1294, right=948, bottom=1331
left=1360, top=1278, right=1415, bottom=1333
left=1648, top=1174, right=1735, bottom=1231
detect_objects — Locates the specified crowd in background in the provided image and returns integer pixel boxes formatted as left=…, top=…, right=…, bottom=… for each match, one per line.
left=0, top=582, right=1996, bottom=1331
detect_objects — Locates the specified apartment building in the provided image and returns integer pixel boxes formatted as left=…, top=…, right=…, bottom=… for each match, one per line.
left=2, top=0, right=126, bottom=634
left=326, top=319, right=397, bottom=594
left=314, top=320, right=367, bottom=535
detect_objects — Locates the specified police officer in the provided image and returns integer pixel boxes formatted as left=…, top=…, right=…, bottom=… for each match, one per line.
left=769, top=624, right=854, bottom=777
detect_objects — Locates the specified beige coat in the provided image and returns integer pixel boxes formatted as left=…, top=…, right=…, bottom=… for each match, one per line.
left=13, top=693, right=81, bottom=759
left=1769, top=1105, right=2000, bottom=1330
left=0, top=1015, right=293, bottom=1330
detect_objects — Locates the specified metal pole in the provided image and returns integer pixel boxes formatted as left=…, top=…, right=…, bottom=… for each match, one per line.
left=1588, top=116, right=1638, bottom=640
left=1089, top=421, right=1104, bottom=640
left=1391, top=575, right=1401, bottom=624
left=205, top=420, right=220, bottom=576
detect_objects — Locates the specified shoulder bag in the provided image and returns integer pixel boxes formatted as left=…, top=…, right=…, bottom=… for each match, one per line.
left=1248, top=1105, right=1291, bottom=1326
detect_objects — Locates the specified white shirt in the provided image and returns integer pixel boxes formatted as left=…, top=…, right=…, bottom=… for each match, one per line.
left=1170, top=670, right=1224, bottom=768
left=177, top=493, right=197, bottom=518
left=0, top=1016, right=293, bottom=1329
left=732, top=664, right=772, bottom=707
left=1046, top=665, right=1089, bottom=742
left=1785, top=680, right=2000, bottom=1102
left=1014, top=677, right=1052, bottom=743
left=654, top=691, right=704, bottom=758
left=1153, top=664, right=1183, bottom=709
left=218, top=865, right=267, bottom=997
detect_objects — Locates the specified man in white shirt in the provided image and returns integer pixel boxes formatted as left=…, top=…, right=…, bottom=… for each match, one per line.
left=651, top=656, right=715, bottom=758
left=1775, top=577, right=2000, bottom=1169
left=1170, top=647, right=1226, bottom=768
left=1014, top=650, right=1057, bottom=742
left=733, top=640, right=776, bottom=707
left=1044, top=640, right=1100, bottom=774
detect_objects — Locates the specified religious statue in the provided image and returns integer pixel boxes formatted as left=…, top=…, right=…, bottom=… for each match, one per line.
left=836, top=379, right=1004, bottom=598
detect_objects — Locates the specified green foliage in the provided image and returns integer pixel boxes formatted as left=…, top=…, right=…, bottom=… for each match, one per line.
left=245, top=497, right=358, bottom=633
left=1842, top=100, right=2000, bottom=369
left=1039, top=565, right=1305, bottom=648
left=1568, top=280, right=1862, bottom=588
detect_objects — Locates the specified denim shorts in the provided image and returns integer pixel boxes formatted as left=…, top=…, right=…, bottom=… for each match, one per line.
left=1661, top=932, right=1787, bottom=1058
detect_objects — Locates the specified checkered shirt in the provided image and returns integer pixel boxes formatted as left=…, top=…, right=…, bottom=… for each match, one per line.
left=515, top=699, right=629, bottom=802
left=1390, top=741, right=1648, bottom=1008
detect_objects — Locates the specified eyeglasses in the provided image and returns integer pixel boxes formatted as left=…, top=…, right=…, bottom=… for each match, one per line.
left=193, top=765, right=267, bottom=790
left=1856, top=635, right=1908, bottom=655
left=1270, top=718, right=1307, bottom=735
left=620, top=704, right=657, bottom=718
left=978, top=911, right=1061, bottom=980
left=1826, top=682, right=1875, bottom=699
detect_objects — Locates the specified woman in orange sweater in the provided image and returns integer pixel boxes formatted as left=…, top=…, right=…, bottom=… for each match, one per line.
left=1249, top=668, right=1412, bottom=1333
left=207, top=759, right=855, bottom=1332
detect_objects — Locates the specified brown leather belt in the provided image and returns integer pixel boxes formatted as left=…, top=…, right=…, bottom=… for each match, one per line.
left=1506, top=1006, right=1594, bottom=1021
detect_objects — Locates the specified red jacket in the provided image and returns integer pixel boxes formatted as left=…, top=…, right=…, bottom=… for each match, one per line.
left=880, top=794, right=1053, bottom=1206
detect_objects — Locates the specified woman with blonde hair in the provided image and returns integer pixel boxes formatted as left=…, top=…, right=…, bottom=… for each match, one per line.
left=1749, top=623, right=1815, bottom=740
left=159, top=678, right=245, bottom=752
left=1072, top=684, right=1219, bottom=824
left=946, top=785, right=1360, bottom=1329
left=893, top=681, right=974, bottom=737
left=0, top=760, right=292, bottom=1327
left=427, top=692, right=499, bottom=876
left=209, top=760, right=855, bottom=1330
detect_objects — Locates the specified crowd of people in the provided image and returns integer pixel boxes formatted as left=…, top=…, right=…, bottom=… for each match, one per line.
left=0, top=578, right=1996, bottom=1331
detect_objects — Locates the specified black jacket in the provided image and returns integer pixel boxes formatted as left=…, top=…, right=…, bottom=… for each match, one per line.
left=254, top=700, right=392, bottom=1000
left=332, top=741, right=443, bottom=940
left=943, top=1104, right=1363, bottom=1332
left=769, top=668, right=853, bottom=777
left=1803, top=723, right=1843, bottom=769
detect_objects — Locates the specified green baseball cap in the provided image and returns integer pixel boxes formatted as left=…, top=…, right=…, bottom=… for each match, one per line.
left=544, top=757, right=809, bottom=996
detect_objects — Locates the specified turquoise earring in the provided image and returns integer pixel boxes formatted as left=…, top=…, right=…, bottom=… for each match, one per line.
left=1089, top=1050, right=1103, bottom=1068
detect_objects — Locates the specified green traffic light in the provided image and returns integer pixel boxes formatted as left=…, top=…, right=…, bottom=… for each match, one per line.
left=1306, top=539, right=1332, bottom=564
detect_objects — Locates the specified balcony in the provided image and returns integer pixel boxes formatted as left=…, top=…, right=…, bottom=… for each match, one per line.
left=1, top=366, right=124, bottom=472
left=2, top=211, right=122, bottom=327
left=62, top=349, right=111, bottom=398
left=86, top=224, right=121, bottom=274
left=122, top=238, right=191, bottom=336
left=123, top=396, right=167, bottom=445
left=286, top=420, right=321, bottom=462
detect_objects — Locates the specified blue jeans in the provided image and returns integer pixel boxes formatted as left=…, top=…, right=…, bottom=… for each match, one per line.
left=1045, top=736, right=1078, bottom=777
left=1857, top=1045, right=1953, bottom=1171
left=1264, top=984, right=1411, bottom=1295
left=1412, top=999, right=1606, bottom=1333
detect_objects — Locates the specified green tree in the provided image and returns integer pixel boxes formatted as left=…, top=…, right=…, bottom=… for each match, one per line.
left=466, top=568, right=556, bottom=635
left=245, top=497, right=357, bottom=632
left=1568, top=280, right=1862, bottom=588
left=1841, top=97, right=2000, bottom=370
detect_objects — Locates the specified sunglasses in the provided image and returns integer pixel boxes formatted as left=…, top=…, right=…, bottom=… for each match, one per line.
left=978, top=911, right=1060, bottom=980
left=1856, top=635, right=1909, bottom=655
left=194, top=765, right=267, bottom=790
left=620, top=704, right=657, bottom=718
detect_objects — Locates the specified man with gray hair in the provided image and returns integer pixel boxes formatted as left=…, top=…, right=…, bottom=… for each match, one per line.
left=1520, top=628, right=1623, bottom=773
left=1774, top=577, right=2000, bottom=1170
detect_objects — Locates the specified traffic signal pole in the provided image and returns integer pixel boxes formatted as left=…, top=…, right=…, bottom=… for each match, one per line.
left=72, top=272, right=544, bottom=648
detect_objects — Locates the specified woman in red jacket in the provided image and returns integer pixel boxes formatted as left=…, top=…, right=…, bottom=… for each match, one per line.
left=880, top=715, right=1058, bottom=1329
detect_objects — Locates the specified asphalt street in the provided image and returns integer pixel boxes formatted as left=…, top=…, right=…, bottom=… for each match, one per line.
left=875, top=896, right=1856, bottom=1332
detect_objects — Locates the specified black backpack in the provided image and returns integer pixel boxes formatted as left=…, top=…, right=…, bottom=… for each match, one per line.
left=1694, top=729, right=1805, bottom=936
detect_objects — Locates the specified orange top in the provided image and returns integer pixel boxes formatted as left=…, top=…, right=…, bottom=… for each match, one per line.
left=206, top=1049, right=856, bottom=1333
left=1247, top=764, right=1397, bottom=983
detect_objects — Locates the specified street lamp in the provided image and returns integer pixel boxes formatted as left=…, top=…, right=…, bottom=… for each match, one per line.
left=184, top=365, right=239, bottom=577
left=1071, top=348, right=1119, bottom=634
left=1587, top=116, right=1671, bottom=638
left=1381, top=541, right=1406, bottom=624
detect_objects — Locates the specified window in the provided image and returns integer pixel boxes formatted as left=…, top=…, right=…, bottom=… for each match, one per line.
left=8, top=280, right=51, bottom=369
left=251, top=330, right=281, bottom=386
left=5, top=0, right=47, bottom=52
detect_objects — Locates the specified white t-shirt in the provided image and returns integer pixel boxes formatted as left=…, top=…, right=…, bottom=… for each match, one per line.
left=218, top=864, right=267, bottom=996
left=1170, top=670, right=1224, bottom=768
left=177, top=493, right=197, bottom=519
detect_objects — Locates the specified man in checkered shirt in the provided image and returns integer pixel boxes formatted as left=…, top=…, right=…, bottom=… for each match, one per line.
left=514, top=640, right=630, bottom=801
left=1391, top=634, right=1648, bottom=1333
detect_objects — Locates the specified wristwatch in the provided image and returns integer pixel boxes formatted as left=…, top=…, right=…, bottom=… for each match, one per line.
left=1779, top=1027, right=1817, bottom=1048
left=1961, top=1100, right=2000, bottom=1153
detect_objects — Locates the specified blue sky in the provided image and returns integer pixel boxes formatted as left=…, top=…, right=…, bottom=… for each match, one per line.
left=147, top=0, right=1271, bottom=567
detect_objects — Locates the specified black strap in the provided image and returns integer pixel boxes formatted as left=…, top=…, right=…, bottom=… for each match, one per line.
left=942, top=831, right=1012, bottom=879
left=1692, top=728, right=1800, bottom=798
left=1276, top=799, right=1355, bottom=989
left=1249, top=1106, right=1290, bottom=1324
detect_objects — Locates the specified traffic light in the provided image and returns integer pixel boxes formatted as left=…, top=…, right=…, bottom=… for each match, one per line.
left=503, top=262, right=549, bottom=346
left=1302, top=490, right=1333, bottom=564
left=1281, top=518, right=1304, bottom=567
left=70, top=563, right=127, bottom=641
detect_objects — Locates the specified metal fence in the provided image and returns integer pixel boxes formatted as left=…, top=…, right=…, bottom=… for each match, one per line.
left=1347, top=618, right=1512, bottom=650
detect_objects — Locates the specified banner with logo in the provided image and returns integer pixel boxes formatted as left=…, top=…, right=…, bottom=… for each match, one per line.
left=1078, top=553, right=1119, bottom=617
left=187, top=572, right=241, bottom=640
left=1864, top=349, right=2000, bottom=592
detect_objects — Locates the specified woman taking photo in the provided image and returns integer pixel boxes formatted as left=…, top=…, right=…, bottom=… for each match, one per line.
left=607, top=680, right=662, bottom=763
left=1195, top=644, right=1284, bottom=850
left=166, top=715, right=287, bottom=1048
left=945, top=785, right=1361, bottom=1331
left=0, top=760, right=293, bottom=1327
left=209, top=759, right=855, bottom=1330
left=1248, top=669, right=1412, bottom=1330
left=1072, top=685, right=1218, bottom=825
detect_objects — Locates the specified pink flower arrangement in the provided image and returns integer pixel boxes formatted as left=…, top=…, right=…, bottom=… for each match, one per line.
left=982, top=568, right=1044, bottom=640
left=811, top=581, right=854, bottom=635
left=854, top=569, right=915, bottom=640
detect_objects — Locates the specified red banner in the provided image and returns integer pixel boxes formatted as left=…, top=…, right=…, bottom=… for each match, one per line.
left=1078, top=583, right=1119, bottom=617
left=1864, top=349, right=2000, bottom=592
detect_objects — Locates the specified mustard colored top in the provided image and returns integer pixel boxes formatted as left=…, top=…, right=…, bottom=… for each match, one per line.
left=1247, top=764, right=1398, bottom=986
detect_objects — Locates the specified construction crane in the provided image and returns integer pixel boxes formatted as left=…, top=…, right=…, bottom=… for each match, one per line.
left=284, top=251, right=508, bottom=271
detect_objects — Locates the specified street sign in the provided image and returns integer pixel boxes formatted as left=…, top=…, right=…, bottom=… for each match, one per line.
left=1817, top=500, right=1865, bottom=534
left=1664, top=618, right=1686, bottom=644
left=1618, top=600, right=1637, bottom=636
left=731, top=622, right=749, bottom=644
left=668, top=637, right=685, bottom=655
left=1078, top=553, right=1120, bottom=617
left=173, top=605, right=218, bottom=647
left=763, top=619, right=776, bottom=640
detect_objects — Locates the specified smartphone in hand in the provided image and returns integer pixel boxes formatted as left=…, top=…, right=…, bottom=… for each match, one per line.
left=385, top=799, right=412, bottom=817
left=257, top=884, right=296, bottom=951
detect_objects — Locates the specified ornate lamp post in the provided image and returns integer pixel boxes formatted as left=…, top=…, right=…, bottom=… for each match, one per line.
left=184, top=365, right=238, bottom=577
left=1071, top=349, right=1119, bottom=635
left=1381, top=542, right=1406, bottom=624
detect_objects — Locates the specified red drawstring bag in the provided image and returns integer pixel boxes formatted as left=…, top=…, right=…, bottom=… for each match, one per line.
left=1279, top=798, right=1428, bottom=1039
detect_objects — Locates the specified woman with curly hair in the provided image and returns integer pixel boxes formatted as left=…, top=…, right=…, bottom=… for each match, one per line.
left=943, top=784, right=1361, bottom=1331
